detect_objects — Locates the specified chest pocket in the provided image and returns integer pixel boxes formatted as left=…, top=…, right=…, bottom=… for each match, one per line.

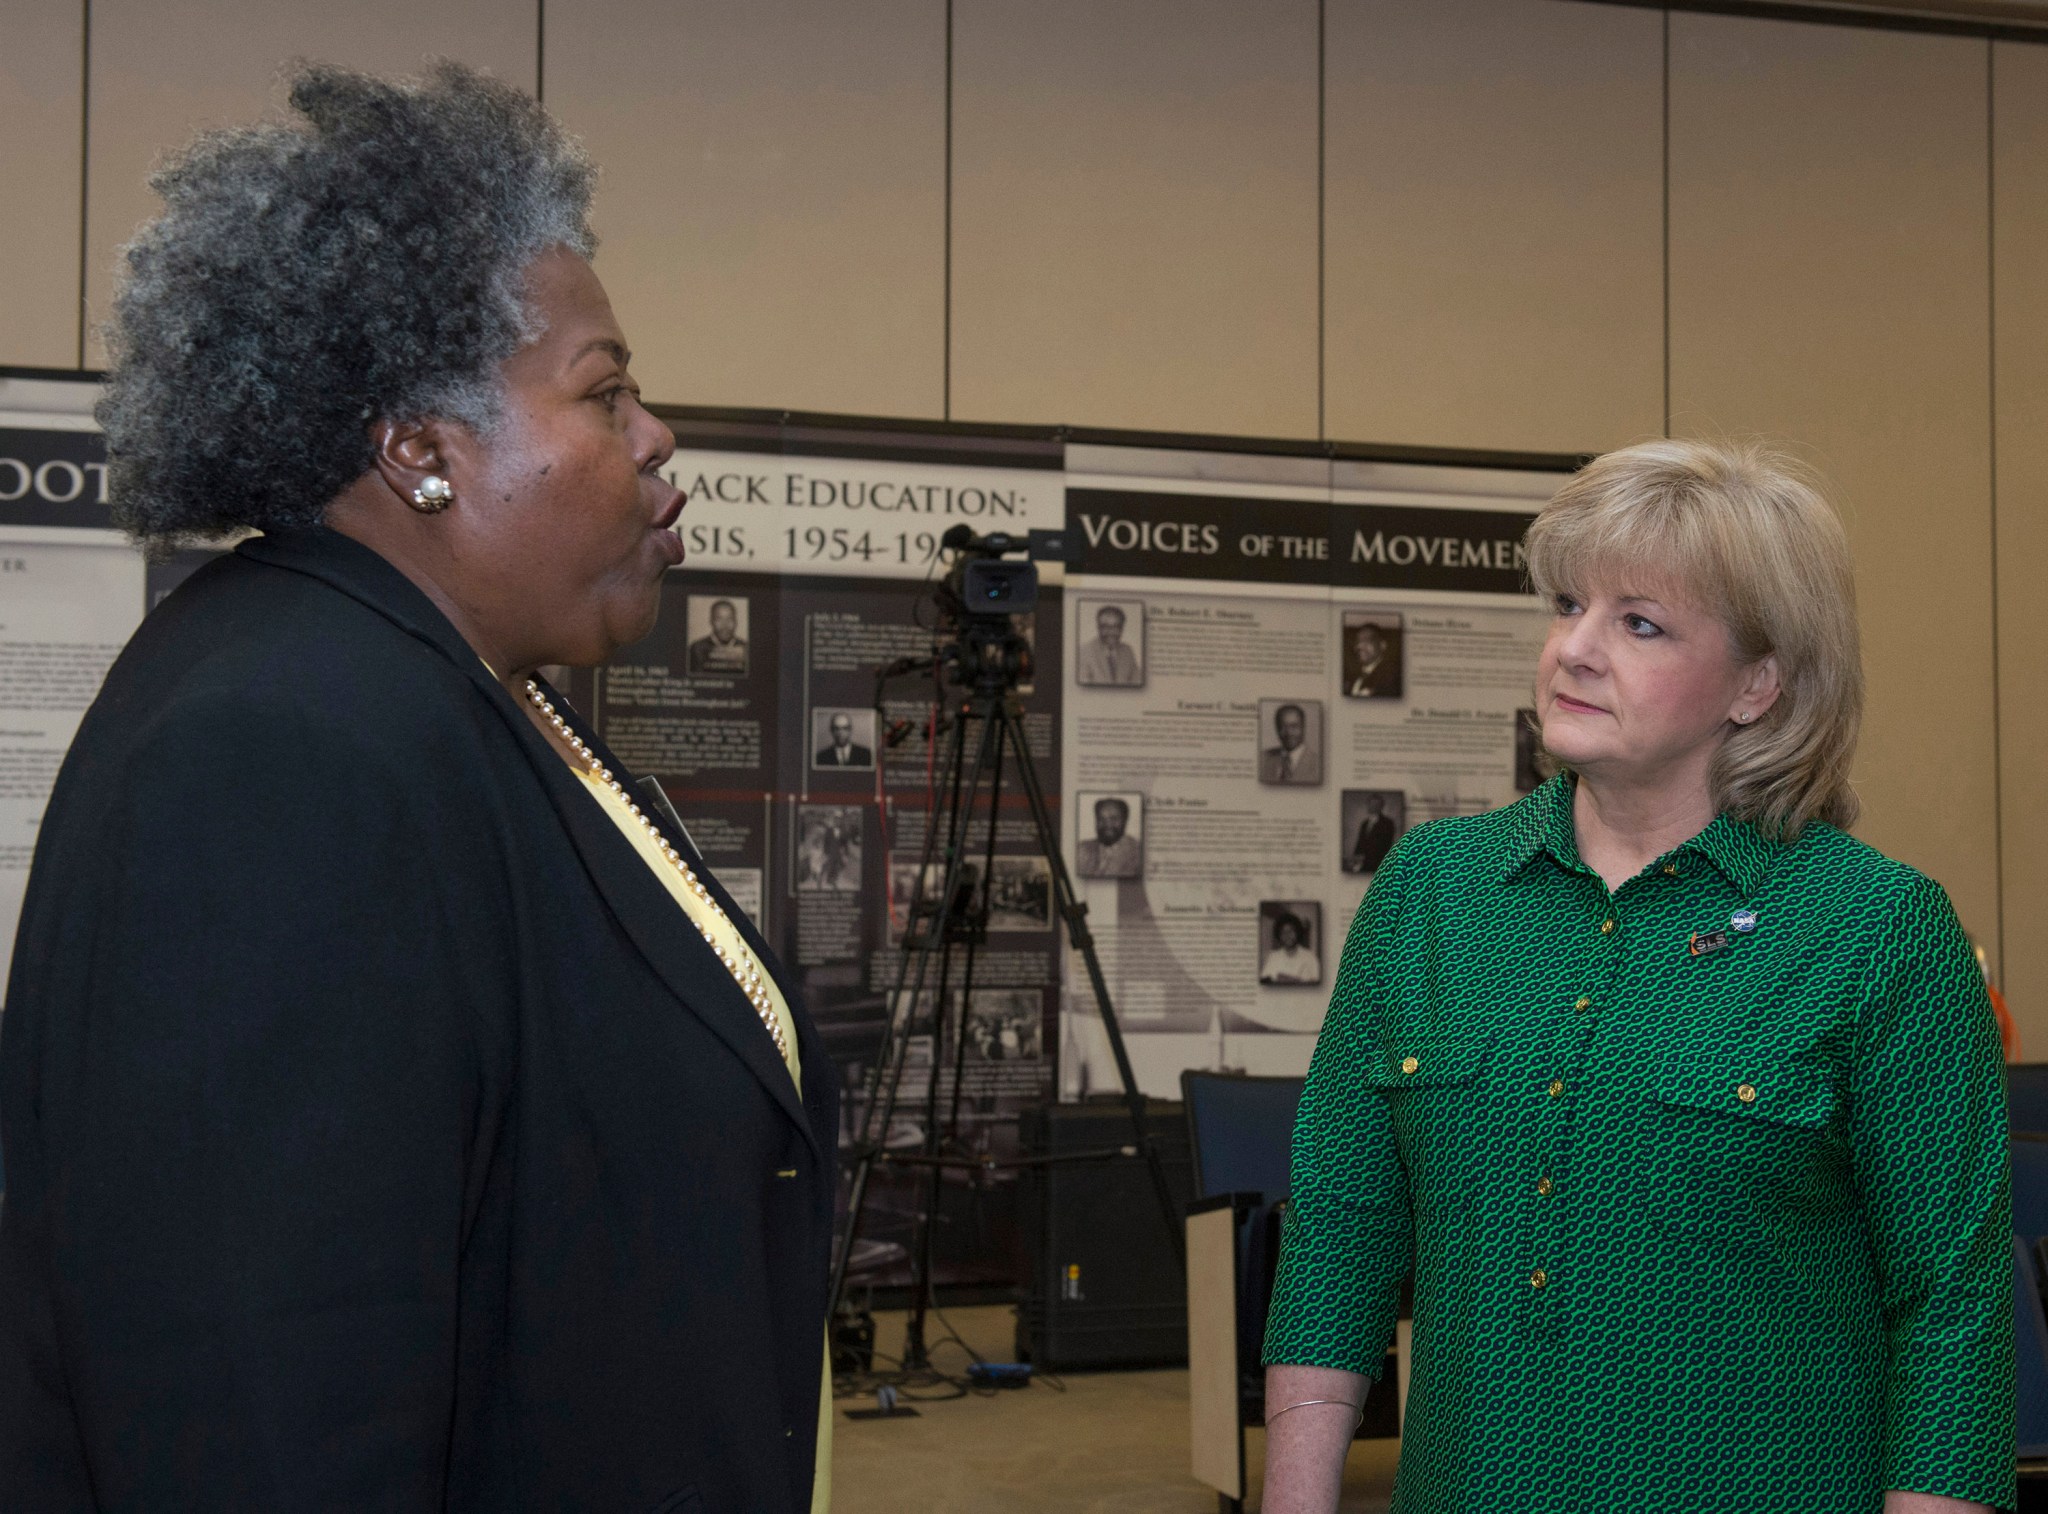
left=1365, top=1037, right=1496, bottom=1093
left=1648, top=1059, right=1846, bottom=1233
left=1652, top=1061, right=1837, bottom=1130
left=1366, top=1037, right=1497, bottom=1217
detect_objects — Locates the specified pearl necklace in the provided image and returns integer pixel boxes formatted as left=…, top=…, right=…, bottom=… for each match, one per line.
left=524, top=679, right=789, bottom=1063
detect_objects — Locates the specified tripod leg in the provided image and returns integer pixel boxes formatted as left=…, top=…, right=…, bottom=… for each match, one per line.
left=997, top=699, right=1186, bottom=1266
left=902, top=697, right=1007, bottom=1369
left=946, top=726, right=1006, bottom=1138
left=830, top=691, right=975, bottom=1324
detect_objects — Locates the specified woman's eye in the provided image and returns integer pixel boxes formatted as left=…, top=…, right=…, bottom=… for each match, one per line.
left=1554, top=593, right=1581, bottom=616
left=1623, top=613, right=1663, bottom=637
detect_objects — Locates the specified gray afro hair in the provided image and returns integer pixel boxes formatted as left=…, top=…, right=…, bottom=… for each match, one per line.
left=97, top=60, right=596, bottom=548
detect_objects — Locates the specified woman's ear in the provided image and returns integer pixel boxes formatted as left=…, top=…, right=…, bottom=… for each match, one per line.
left=369, top=417, right=456, bottom=512
left=1733, top=652, right=1783, bottom=725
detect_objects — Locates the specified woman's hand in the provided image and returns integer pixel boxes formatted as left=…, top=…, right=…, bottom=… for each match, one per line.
left=1258, top=1363, right=1370, bottom=1514
left=1884, top=1494, right=1990, bottom=1513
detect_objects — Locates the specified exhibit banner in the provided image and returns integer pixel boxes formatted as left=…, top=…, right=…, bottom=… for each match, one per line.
left=0, top=387, right=139, bottom=1007
left=1055, top=448, right=1556, bottom=1101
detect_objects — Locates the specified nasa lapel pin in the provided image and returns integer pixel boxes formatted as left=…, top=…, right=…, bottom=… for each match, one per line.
left=1730, top=908, right=1759, bottom=933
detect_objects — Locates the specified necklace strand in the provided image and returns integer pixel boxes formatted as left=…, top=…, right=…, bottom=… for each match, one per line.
left=524, top=680, right=789, bottom=1062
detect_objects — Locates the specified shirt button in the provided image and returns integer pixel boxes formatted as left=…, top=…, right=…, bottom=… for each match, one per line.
left=1736, top=1083, right=1757, bottom=1104
left=1600, top=918, right=1616, bottom=934
left=1662, top=863, right=1678, bottom=876
left=1548, top=1079, right=1564, bottom=1098
left=1401, top=1056, right=1419, bottom=1075
left=1574, top=995, right=1592, bottom=1011
left=1536, top=1177, right=1554, bottom=1197
left=1530, top=1269, right=1549, bottom=1289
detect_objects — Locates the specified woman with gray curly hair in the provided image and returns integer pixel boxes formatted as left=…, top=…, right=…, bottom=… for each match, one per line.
left=0, top=63, right=836, bottom=1514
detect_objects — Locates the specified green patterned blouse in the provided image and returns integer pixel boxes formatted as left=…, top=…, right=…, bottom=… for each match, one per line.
left=1265, top=775, right=2013, bottom=1512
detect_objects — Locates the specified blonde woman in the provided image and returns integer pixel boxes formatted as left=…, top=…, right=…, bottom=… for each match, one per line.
left=1262, top=440, right=2012, bottom=1513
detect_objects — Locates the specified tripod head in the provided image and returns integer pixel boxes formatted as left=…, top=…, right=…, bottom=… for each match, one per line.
left=935, top=526, right=1037, bottom=694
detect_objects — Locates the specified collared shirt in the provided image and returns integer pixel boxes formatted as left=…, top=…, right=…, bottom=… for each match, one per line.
left=1264, top=775, right=2013, bottom=1513
left=1262, top=944, right=1322, bottom=984
left=1078, top=833, right=1142, bottom=878
left=1077, top=638, right=1142, bottom=686
left=1264, top=742, right=1321, bottom=785
left=688, top=634, right=747, bottom=674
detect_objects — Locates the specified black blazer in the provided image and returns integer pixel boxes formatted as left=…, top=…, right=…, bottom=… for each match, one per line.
left=0, top=528, right=837, bottom=1513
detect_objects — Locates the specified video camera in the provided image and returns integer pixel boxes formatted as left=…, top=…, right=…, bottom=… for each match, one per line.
left=934, top=526, right=1041, bottom=691
left=937, top=525, right=1038, bottom=622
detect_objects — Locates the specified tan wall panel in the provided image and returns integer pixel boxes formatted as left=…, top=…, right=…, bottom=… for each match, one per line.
left=1669, top=15, right=1998, bottom=956
left=1995, top=39, right=2048, bottom=1047
left=950, top=0, right=1319, bottom=437
left=547, top=1, right=944, bottom=417
left=85, top=0, right=536, bottom=366
left=1324, top=0, right=1663, bottom=455
left=0, top=3, right=84, bottom=367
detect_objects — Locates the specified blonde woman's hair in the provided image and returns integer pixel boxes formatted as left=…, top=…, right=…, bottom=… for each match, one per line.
left=1523, top=438, right=1862, bottom=839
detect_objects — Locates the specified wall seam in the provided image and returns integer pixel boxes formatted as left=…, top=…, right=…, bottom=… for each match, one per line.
left=535, top=0, right=545, bottom=102
left=1663, top=8, right=1673, bottom=436
left=77, top=0, right=92, bottom=368
left=943, top=0, right=954, bottom=423
left=1988, top=37, right=2006, bottom=992
left=1317, top=0, right=1327, bottom=441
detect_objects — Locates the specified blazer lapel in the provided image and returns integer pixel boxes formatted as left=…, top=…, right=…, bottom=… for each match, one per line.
left=653, top=829, right=838, bottom=1161
left=237, top=530, right=820, bottom=1158
left=527, top=732, right=820, bottom=1161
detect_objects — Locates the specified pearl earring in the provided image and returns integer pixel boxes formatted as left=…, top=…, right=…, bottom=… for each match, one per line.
left=409, top=475, right=454, bottom=513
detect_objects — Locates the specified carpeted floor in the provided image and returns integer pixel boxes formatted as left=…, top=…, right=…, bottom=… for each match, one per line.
left=830, top=1306, right=1398, bottom=1513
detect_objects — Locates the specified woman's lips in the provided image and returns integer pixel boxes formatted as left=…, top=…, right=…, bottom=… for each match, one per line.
left=650, top=487, right=686, bottom=565
left=1553, top=693, right=1606, bottom=715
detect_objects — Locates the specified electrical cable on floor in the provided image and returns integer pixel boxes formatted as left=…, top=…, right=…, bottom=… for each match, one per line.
left=833, top=1302, right=1066, bottom=1406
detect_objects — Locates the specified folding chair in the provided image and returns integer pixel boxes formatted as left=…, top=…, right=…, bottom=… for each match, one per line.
left=2011, top=1064, right=2048, bottom=1137
left=1182, top=1071, right=1399, bottom=1514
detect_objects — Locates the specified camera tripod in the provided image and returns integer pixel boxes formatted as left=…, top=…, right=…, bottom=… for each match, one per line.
left=827, top=625, right=1184, bottom=1374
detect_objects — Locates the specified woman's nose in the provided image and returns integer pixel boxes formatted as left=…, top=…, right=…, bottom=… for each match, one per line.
left=634, top=403, right=677, bottom=471
left=1555, top=614, right=1605, bottom=670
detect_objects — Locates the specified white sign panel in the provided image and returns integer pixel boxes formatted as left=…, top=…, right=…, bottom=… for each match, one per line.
left=657, top=448, right=1063, bottom=580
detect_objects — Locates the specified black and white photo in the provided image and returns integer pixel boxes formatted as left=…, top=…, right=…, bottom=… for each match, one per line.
left=1075, top=599, right=1145, bottom=688
left=986, top=856, right=1053, bottom=931
left=1257, top=697, right=1324, bottom=786
left=1258, top=900, right=1323, bottom=986
left=684, top=593, right=749, bottom=676
left=1341, top=788, right=1408, bottom=875
left=795, top=803, right=864, bottom=890
left=965, top=989, right=1044, bottom=1062
left=1341, top=610, right=1404, bottom=700
left=1075, top=791, right=1144, bottom=879
left=811, top=707, right=877, bottom=770
left=1514, top=707, right=1545, bottom=793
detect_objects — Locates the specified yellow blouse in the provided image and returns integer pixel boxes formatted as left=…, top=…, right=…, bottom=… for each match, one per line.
left=569, top=765, right=832, bottom=1514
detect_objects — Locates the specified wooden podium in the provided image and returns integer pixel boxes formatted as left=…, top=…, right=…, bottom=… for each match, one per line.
left=1185, top=1196, right=1403, bottom=1512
